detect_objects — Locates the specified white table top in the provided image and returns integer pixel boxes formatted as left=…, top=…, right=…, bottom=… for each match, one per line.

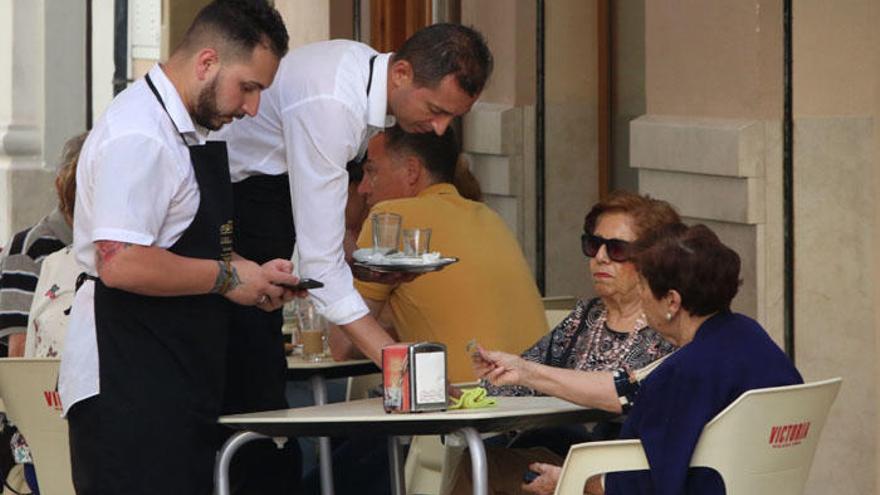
left=285, top=356, right=379, bottom=381
left=286, top=356, right=373, bottom=370
left=219, top=396, right=613, bottom=437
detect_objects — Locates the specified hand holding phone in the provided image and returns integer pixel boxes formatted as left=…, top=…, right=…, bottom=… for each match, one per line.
left=277, top=278, right=324, bottom=291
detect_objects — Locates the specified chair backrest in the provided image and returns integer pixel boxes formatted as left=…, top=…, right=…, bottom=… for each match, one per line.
left=545, top=309, right=570, bottom=330
left=345, top=372, right=383, bottom=401
left=404, top=434, right=465, bottom=495
left=0, top=358, right=74, bottom=495
left=555, top=378, right=842, bottom=495
left=690, top=377, right=841, bottom=495
left=542, top=296, right=577, bottom=311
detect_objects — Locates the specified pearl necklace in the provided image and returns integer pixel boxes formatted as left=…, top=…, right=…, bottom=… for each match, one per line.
left=576, top=307, right=647, bottom=371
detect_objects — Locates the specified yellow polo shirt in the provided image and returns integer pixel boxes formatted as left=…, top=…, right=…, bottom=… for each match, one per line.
left=355, top=183, right=548, bottom=382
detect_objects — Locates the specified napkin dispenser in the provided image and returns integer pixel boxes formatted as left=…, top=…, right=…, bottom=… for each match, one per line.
left=382, top=342, right=448, bottom=413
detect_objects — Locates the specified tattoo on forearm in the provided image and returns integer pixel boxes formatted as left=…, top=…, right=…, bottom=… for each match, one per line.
left=212, top=260, right=243, bottom=294
left=211, top=260, right=227, bottom=294
left=95, top=241, right=133, bottom=272
left=228, top=265, right=241, bottom=291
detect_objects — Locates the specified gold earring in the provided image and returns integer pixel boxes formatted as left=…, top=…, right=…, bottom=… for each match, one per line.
left=665, top=312, right=672, bottom=321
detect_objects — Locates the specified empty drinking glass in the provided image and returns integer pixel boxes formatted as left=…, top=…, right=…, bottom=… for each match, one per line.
left=402, top=228, right=432, bottom=257
left=372, top=212, right=402, bottom=255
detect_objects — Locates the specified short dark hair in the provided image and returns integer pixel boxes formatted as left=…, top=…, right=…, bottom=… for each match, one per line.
left=392, top=23, right=493, bottom=97
left=583, top=190, right=681, bottom=239
left=635, top=223, right=742, bottom=316
left=384, top=126, right=460, bottom=184
left=179, top=0, right=289, bottom=60
left=346, top=158, right=365, bottom=185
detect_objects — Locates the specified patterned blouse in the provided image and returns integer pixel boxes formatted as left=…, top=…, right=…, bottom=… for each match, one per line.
left=486, top=297, right=676, bottom=397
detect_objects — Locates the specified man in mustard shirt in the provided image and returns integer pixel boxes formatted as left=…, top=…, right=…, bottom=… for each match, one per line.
left=332, top=127, right=547, bottom=382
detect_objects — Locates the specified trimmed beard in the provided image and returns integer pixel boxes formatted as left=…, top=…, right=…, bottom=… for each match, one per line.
left=192, top=74, right=241, bottom=131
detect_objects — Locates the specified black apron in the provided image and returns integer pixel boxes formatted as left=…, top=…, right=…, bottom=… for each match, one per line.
left=68, top=74, right=233, bottom=495
left=218, top=55, right=379, bottom=493
left=223, top=175, right=302, bottom=495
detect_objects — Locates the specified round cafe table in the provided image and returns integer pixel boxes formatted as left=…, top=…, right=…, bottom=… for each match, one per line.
left=215, top=396, right=615, bottom=495
left=285, top=356, right=380, bottom=495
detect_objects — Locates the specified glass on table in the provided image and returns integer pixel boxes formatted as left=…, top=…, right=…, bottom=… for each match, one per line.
left=297, top=298, right=328, bottom=362
left=282, top=300, right=301, bottom=355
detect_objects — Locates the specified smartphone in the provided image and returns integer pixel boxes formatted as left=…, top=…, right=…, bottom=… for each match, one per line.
left=523, top=470, right=540, bottom=484
left=277, top=278, right=324, bottom=291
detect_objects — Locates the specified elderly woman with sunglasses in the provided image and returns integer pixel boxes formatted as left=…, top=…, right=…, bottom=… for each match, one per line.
left=449, top=191, right=680, bottom=495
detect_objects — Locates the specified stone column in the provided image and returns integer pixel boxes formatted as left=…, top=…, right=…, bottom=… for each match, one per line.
left=635, top=1, right=880, bottom=492
left=462, top=0, right=601, bottom=298
left=631, top=0, right=784, bottom=341
left=792, top=2, right=878, bottom=493
left=461, top=0, right=536, bottom=266
left=0, top=0, right=86, bottom=242
left=276, top=0, right=331, bottom=49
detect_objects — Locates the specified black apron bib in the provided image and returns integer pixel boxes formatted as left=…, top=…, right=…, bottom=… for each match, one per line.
left=71, top=74, right=234, bottom=495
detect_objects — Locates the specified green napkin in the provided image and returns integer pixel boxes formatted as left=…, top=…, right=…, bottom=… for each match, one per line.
left=449, top=387, right=497, bottom=410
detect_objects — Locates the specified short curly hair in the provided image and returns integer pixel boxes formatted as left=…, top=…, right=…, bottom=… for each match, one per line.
left=583, top=190, right=681, bottom=240
left=634, top=223, right=742, bottom=316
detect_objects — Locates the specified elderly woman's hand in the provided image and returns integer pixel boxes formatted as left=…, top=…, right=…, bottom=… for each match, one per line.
left=521, top=462, right=561, bottom=495
left=474, top=348, right=534, bottom=387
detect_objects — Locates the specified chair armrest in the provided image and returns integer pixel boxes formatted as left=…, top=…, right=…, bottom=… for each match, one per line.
left=554, top=439, right=649, bottom=495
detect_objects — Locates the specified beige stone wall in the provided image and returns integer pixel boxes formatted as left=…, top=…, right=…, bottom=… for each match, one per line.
left=277, top=0, right=331, bottom=49
left=461, top=0, right=537, bottom=273
left=636, top=1, right=784, bottom=344
left=543, top=0, right=599, bottom=298
left=644, top=0, right=782, bottom=119
left=462, top=0, right=599, bottom=299
left=793, top=1, right=878, bottom=493
left=638, top=0, right=879, bottom=493
left=0, top=0, right=87, bottom=241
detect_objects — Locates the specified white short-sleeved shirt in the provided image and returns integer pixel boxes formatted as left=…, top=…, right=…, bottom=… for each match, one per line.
left=212, top=40, right=395, bottom=326
left=59, top=65, right=208, bottom=415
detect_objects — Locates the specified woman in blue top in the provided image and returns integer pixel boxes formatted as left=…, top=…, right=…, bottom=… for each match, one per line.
left=525, top=223, right=802, bottom=495
left=608, top=223, right=803, bottom=494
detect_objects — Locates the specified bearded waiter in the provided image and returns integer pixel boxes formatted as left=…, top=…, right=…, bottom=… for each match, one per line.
left=58, top=2, right=294, bottom=494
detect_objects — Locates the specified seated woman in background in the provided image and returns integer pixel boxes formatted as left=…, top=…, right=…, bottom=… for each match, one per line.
left=523, top=223, right=802, bottom=495
left=0, top=132, right=86, bottom=358
left=0, top=132, right=86, bottom=495
left=450, top=191, right=680, bottom=495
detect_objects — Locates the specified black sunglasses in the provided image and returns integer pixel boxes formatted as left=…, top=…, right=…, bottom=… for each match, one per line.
left=581, top=233, right=632, bottom=262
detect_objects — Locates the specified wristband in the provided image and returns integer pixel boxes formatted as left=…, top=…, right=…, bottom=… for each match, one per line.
left=612, top=367, right=640, bottom=413
left=214, top=259, right=235, bottom=295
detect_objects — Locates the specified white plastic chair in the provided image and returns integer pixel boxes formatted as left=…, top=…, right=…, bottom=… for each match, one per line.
left=404, top=434, right=464, bottom=495
left=542, top=296, right=577, bottom=311
left=0, top=358, right=75, bottom=495
left=554, top=377, right=842, bottom=495
left=545, top=309, right=571, bottom=330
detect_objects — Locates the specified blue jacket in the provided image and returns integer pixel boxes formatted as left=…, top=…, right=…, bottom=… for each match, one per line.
left=605, top=312, right=802, bottom=495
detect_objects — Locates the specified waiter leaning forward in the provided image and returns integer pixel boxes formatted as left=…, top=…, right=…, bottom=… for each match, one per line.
left=213, top=21, right=494, bottom=427
left=58, top=2, right=295, bottom=494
